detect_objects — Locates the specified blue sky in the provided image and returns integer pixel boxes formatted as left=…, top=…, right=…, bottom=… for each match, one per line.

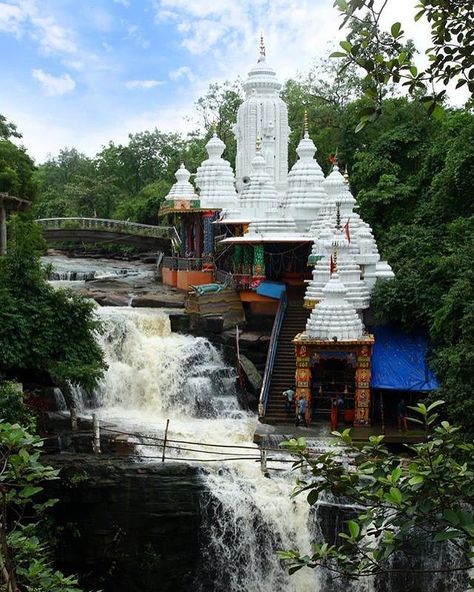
left=0, top=0, right=452, bottom=163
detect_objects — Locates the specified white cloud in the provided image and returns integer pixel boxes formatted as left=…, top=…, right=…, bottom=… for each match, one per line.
left=125, top=79, right=165, bottom=89
left=0, top=2, right=26, bottom=35
left=32, top=69, right=76, bottom=96
left=0, top=1, right=77, bottom=54
left=169, top=66, right=197, bottom=84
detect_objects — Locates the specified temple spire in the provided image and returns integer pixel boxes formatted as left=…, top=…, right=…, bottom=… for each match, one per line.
left=258, top=33, right=266, bottom=63
left=303, top=109, right=309, bottom=138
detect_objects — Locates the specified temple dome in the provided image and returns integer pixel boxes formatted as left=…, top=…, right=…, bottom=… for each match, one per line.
left=165, top=163, right=196, bottom=201
left=195, top=133, right=238, bottom=210
left=240, top=143, right=280, bottom=209
left=306, top=273, right=364, bottom=341
left=284, top=127, right=326, bottom=231
left=305, top=231, right=370, bottom=311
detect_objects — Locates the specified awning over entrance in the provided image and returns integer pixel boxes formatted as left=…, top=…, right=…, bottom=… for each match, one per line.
left=370, top=326, right=439, bottom=391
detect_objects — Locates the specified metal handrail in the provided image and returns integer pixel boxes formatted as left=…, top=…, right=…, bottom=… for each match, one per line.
left=258, top=291, right=288, bottom=418
left=35, top=217, right=181, bottom=246
left=214, top=269, right=234, bottom=287
left=177, top=257, right=202, bottom=271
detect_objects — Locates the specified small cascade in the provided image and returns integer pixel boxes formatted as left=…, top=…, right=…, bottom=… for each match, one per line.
left=93, top=307, right=241, bottom=419
left=53, top=387, right=68, bottom=412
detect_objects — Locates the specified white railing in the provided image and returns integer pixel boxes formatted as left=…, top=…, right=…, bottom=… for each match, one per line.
left=35, top=217, right=181, bottom=248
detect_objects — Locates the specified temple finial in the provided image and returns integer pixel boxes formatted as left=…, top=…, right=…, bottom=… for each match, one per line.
left=256, top=135, right=262, bottom=153
left=343, top=165, right=350, bottom=185
left=335, top=201, right=342, bottom=230
left=258, top=33, right=266, bottom=63
left=303, top=109, right=309, bottom=138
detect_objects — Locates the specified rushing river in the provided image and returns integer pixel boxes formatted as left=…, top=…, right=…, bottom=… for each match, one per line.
left=46, top=256, right=469, bottom=592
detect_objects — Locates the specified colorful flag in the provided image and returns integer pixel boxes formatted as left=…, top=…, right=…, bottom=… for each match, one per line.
left=330, top=254, right=336, bottom=274
left=344, top=219, right=351, bottom=243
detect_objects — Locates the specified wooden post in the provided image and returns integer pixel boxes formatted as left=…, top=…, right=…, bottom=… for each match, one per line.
left=162, top=418, right=170, bottom=462
left=0, top=205, right=7, bottom=256
left=92, top=414, right=101, bottom=454
left=260, top=447, right=267, bottom=474
left=70, top=407, right=78, bottom=432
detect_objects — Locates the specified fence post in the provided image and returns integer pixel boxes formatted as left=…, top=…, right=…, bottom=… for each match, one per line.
left=70, top=407, right=78, bottom=432
left=92, top=414, right=101, bottom=454
left=162, top=419, right=170, bottom=462
left=260, top=447, right=268, bottom=474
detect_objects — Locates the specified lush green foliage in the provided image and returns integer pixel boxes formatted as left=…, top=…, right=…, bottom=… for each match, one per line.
left=280, top=402, right=473, bottom=586
left=331, top=0, right=473, bottom=125
left=0, top=116, right=37, bottom=199
left=0, top=217, right=105, bottom=390
left=0, top=384, right=83, bottom=592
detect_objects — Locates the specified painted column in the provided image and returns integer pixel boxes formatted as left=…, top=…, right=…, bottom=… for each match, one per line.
left=202, top=211, right=214, bottom=270
left=0, top=205, right=6, bottom=255
left=252, top=244, right=266, bottom=277
left=295, top=344, right=311, bottom=418
left=354, top=344, right=373, bottom=426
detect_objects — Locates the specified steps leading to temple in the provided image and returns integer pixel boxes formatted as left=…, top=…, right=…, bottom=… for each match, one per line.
left=262, top=300, right=311, bottom=424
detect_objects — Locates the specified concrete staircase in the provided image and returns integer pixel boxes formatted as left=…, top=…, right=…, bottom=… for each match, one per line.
left=263, top=300, right=310, bottom=424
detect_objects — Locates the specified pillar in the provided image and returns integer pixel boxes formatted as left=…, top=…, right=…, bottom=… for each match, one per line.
left=295, top=343, right=311, bottom=411
left=202, top=211, right=214, bottom=270
left=251, top=244, right=266, bottom=286
left=353, top=344, right=373, bottom=426
left=0, top=205, right=7, bottom=255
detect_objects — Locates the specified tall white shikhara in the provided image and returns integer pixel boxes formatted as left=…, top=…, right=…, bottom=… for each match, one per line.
left=233, top=37, right=289, bottom=194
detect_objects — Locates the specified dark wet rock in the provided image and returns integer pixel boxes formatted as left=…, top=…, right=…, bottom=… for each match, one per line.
left=131, top=293, right=185, bottom=308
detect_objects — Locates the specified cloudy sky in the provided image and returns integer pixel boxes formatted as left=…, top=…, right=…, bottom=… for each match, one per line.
left=0, top=0, right=458, bottom=163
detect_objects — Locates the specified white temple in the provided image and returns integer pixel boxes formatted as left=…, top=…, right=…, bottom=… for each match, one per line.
left=161, top=38, right=394, bottom=337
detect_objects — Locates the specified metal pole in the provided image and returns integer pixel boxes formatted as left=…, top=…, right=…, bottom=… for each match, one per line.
left=70, top=407, right=78, bottom=432
left=380, top=391, right=385, bottom=434
left=92, top=414, right=101, bottom=454
left=162, top=419, right=170, bottom=462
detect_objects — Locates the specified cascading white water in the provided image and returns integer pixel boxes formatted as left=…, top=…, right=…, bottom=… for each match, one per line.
left=87, top=305, right=468, bottom=592
left=89, top=306, right=321, bottom=592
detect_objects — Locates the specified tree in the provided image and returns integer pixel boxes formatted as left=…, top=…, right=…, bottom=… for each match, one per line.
left=0, top=217, right=105, bottom=390
left=331, top=0, right=474, bottom=126
left=280, top=402, right=473, bottom=589
left=0, top=382, right=83, bottom=592
left=0, top=114, right=37, bottom=199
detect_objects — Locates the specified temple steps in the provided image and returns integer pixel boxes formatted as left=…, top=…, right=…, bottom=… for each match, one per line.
left=261, top=299, right=311, bottom=425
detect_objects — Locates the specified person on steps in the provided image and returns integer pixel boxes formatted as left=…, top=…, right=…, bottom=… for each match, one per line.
left=282, top=388, right=295, bottom=414
left=296, top=396, right=307, bottom=427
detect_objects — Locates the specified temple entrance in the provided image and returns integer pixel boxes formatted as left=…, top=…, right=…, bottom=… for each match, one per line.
left=311, top=357, right=356, bottom=423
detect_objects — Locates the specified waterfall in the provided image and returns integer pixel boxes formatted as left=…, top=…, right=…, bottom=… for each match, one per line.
left=88, top=305, right=468, bottom=592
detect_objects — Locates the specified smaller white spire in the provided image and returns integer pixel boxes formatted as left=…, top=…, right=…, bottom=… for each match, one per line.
left=195, top=132, right=237, bottom=209
left=165, top=163, right=196, bottom=201
left=306, top=272, right=364, bottom=341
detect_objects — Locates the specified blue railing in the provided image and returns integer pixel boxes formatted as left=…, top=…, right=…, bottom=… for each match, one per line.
left=258, top=292, right=288, bottom=419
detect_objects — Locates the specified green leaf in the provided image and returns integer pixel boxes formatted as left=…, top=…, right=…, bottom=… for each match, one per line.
left=433, top=530, right=461, bottom=542
left=391, top=22, right=402, bottom=37
left=340, top=40, right=353, bottom=53
left=19, top=486, right=43, bottom=498
left=389, top=487, right=402, bottom=504
left=329, top=52, right=347, bottom=58
left=348, top=520, right=360, bottom=539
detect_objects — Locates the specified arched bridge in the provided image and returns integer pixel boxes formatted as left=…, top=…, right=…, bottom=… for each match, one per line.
left=35, top=218, right=181, bottom=253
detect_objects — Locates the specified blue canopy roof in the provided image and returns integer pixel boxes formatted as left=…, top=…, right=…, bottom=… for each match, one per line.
left=370, top=326, right=439, bottom=391
left=256, top=281, right=286, bottom=300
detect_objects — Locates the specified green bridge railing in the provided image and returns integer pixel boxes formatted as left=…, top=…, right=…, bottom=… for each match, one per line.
left=35, top=217, right=181, bottom=250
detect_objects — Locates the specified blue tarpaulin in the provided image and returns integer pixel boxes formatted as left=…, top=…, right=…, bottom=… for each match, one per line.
left=256, top=281, right=286, bottom=300
left=370, top=326, right=439, bottom=391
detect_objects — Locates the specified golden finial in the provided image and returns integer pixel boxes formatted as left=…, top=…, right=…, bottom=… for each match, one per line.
left=343, top=165, right=350, bottom=185
left=303, top=109, right=309, bottom=137
left=256, top=135, right=262, bottom=152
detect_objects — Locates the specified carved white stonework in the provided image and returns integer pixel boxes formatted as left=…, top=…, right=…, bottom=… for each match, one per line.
left=284, top=129, right=326, bottom=231
left=195, top=133, right=238, bottom=210
left=234, top=46, right=289, bottom=193
left=165, top=163, right=196, bottom=200
left=305, top=230, right=370, bottom=311
left=306, top=273, right=364, bottom=341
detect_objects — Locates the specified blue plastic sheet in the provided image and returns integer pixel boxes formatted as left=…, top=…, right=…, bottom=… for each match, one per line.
left=256, top=281, right=286, bottom=299
left=370, top=326, right=439, bottom=391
